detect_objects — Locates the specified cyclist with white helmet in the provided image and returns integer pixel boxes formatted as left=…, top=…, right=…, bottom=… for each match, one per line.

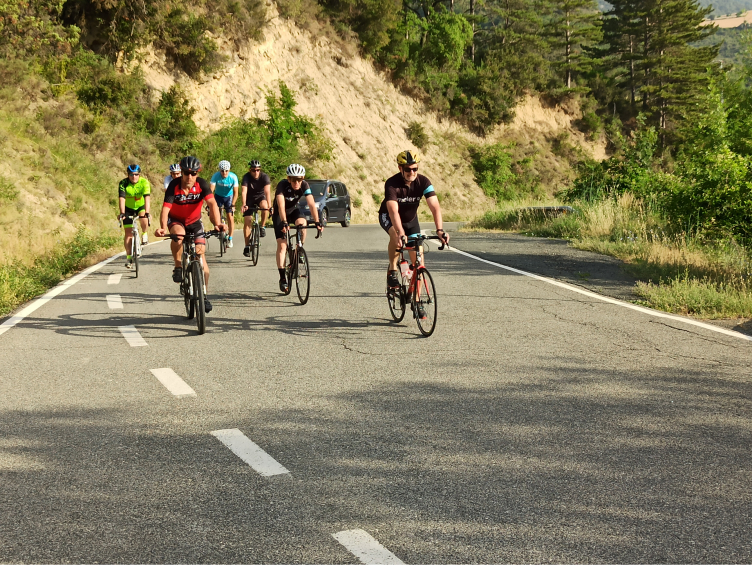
left=118, top=164, right=151, bottom=268
left=379, top=150, right=449, bottom=300
left=164, top=163, right=181, bottom=191
left=210, top=160, right=239, bottom=248
left=273, top=163, right=323, bottom=292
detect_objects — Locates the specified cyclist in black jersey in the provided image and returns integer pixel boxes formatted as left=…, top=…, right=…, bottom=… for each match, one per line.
left=273, top=163, right=323, bottom=292
left=379, top=150, right=449, bottom=295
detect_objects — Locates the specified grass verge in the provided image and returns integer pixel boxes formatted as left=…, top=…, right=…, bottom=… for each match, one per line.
left=0, top=227, right=118, bottom=317
left=465, top=195, right=752, bottom=319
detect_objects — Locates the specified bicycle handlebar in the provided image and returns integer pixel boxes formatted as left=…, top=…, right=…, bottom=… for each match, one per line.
left=401, top=234, right=448, bottom=251
left=285, top=222, right=323, bottom=239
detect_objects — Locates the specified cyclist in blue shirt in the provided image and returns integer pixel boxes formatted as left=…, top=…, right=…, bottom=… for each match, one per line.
left=210, top=160, right=239, bottom=248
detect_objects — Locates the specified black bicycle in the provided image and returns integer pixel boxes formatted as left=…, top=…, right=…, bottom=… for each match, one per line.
left=246, top=205, right=264, bottom=266
left=218, top=208, right=230, bottom=257
left=386, top=234, right=447, bottom=337
left=282, top=223, right=321, bottom=305
left=166, top=229, right=221, bottom=335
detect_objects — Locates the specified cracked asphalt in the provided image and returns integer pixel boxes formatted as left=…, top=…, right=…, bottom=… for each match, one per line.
left=1, top=224, right=751, bottom=563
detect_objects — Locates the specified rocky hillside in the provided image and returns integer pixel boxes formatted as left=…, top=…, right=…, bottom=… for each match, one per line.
left=137, top=1, right=604, bottom=224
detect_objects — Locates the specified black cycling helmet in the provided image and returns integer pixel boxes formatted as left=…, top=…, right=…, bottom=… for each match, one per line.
left=179, top=156, right=201, bottom=174
left=127, top=164, right=141, bottom=174
left=248, top=160, right=260, bottom=168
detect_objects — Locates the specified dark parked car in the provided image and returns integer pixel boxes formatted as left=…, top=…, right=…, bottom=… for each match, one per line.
left=297, top=179, right=351, bottom=227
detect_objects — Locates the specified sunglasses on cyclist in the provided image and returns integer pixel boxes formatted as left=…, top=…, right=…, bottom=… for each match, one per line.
left=250, top=168, right=260, bottom=171
left=289, top=177, right=304, bottom=182
left=128, top=172, right=140, bottom=176
left=403, top=166, right=418, bottom=172
left=182, top=170, right=199, bottom=176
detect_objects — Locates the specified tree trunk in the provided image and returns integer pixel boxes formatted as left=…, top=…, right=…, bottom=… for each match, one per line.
left=470, top=0, right=475, bottom=63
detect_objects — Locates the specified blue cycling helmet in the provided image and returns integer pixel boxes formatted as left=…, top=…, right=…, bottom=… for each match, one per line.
left=127, top=164, right=141, bottom=174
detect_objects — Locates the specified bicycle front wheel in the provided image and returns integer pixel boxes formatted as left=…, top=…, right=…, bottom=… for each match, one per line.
left=295, top=247, right=310, bottom=305
left=413, top=268, right=437, bottom=337
left=184, top=265, right=194, bottom=320
left=387, top=285, right=406, bottom=322
left=192, top=260, right=206, bottom=335
left=251, top=223, right=260, bottom=266
left=132, top=236, right=139, bottom=278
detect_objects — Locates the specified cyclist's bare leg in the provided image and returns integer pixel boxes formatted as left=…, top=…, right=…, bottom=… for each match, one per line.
left=260, top=201, right=270, bottom=227
left=138, top=211, right=148, bottom=234
left=295, top=217, right=307, bottom=244
left=196, top=243, right=209, bottom=290
left=387, top=227, right=417, bottom=271
left=243, top=216, right=253, bottom=245
left=124, top=227, right=134, bottom=256
left=168, top=223, right=185, bottom=268
left=276, top=237, right=287, bottom=269
left=226, top=209, right=235, bottom=239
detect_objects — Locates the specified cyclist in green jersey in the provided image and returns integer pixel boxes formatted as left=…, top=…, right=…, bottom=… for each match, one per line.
left=118, top=164, right=152, bottom=268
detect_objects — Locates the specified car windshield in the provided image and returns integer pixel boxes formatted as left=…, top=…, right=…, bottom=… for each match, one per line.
left=307, top=181, right=327, bottom=198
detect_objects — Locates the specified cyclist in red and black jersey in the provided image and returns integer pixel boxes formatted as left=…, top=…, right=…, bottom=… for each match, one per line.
left=155, top=156, right=226, bottom=313
left=379, top=150, right=449, bottom=307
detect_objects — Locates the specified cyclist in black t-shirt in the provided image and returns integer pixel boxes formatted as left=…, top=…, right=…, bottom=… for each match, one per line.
left=273, top=163, right=323, bottom=292
left=241, top=160, right=272, bottom=256
left=378, top=150, right=449, bottom=290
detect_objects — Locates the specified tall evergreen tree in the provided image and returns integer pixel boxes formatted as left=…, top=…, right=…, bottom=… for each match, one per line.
left=548, top=0, right=602, bottom=89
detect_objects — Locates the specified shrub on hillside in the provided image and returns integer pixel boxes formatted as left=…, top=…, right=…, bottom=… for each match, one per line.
left=155, top=10, right=222, bottom=77
left=147, top=85, right=198, bottom=142
left=405, top=121, right=428, bottom=149
left=469, top=142, right=540, bottom=201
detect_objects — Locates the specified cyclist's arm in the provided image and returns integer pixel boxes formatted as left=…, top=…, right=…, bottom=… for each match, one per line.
left=264, top=184, right=271, bottom=205
left=305, top=193, right=320, bottom=224
left=210, top=183, right=216, bottom=193
left=276, top=193, right=287, bottom=223
left=241, top=183, right=248, bottom=210
left=143, top=194, right=151, bottom=216
left=386, top=200, right=404, bottom=237
left=154, top=205, right=170, bottom=237
left=207, top=197, right=223, bottom=227
left=231, top=182, right=239, bottom=207
left=119, top=196, right=127, bottom=216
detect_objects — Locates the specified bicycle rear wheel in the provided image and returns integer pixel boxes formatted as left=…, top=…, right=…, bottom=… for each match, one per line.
left=251, top=223, right=260, bottom=266
left=184, top=265, right=194, bottom=320
left=387, top=285, right=406, bottom=322
left=295, top=247, right=310, bottom=304
left=413, top=268, right=437, bottom=337
left=192, top=260, right=206, bottom=334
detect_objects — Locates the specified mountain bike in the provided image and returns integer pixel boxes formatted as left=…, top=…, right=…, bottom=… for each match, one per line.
left=119, top=213, right=149, bottom=278
left=386, top=233, right=447, bottom=337
left=283, top=223, right=321, bottom=305
left=166, top=229, right=221, bottom=335
left=246, top=205, right=263, bottom=266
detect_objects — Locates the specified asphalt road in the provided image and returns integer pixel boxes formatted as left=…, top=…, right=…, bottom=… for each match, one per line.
left=1, top=224, right=751, bottom=563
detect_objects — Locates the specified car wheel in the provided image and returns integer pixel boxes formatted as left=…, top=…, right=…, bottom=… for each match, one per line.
left=341, top=208, right=351, bottom=227
left=321, top=207, right=329, bottom=227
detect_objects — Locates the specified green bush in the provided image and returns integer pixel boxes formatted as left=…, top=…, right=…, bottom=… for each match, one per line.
left=0, top=176, right=19, bottom=202
left=147, top=85, right=198, bottom=142
left=406, top=121, right=429, bottom=149
left=156, top=10, right=222, bottom=77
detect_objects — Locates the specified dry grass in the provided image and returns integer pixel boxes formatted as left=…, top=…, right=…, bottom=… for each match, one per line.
left=465, top=195, right=752, bottom=319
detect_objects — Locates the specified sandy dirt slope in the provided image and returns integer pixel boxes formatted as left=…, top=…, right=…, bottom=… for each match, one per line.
left=137, top=1, right=604, bottom=223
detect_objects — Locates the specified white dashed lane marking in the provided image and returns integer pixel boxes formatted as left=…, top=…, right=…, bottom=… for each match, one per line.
left=149, top=368, right=196, bottom=398
left=210, top=429, right=290, bottom=477
left=107, top=273, right=122, bottom=285
left=118, top=325, right=147, bottom=347
left=332, top=529, right=405, bottom=565
left=106, top=295, right=123, bottom=309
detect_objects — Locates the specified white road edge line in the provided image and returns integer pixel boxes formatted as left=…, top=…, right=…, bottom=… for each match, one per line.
left=107, top=273, right=122, bottom=285
left=118, top=325, right=147, bottom=347
left=150, top=368, right=196, bottom=398
left=451, top=247, right=752, bottom=342
left=0, top=252, right=125, bottom=337
left=106, top=294, right=123, bottom=309
left=332, top=529, right=405, bottom=565
left=210, top=428, right=290, bottom=477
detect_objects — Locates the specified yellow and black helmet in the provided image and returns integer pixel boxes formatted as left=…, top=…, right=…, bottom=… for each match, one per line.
left=396, top=150, right=421, bottom=166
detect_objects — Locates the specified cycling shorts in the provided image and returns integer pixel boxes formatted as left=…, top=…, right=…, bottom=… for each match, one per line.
left=272, top=208, right=304, bottom=240
left=379, top=211, right=421, bottom=238
left=214, top=194, right=234, bottom=213
left=123, top=206, right=146, bottom=228
left=244, top=193, right=268, bottom=212
left=167, top=218, right=206, bottom=245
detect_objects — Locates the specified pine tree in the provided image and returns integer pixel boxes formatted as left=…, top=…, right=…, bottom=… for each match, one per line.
left=548, top=0, right=602, bottom=90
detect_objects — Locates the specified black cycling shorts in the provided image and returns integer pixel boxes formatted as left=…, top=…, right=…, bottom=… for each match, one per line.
left=244, top=193, right=268, bottom=213
left=167, top=218, right=206, bottom=245
left=123, top=206, right=146, bottom=228
left=379, top=210, right=421, bottom=238
left=272, top=208, right=304, bottom=240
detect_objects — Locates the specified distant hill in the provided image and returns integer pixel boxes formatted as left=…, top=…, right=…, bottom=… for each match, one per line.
left=598, top=0, right=752, bottom=17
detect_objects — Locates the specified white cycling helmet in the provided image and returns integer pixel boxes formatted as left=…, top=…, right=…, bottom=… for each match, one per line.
left=286, top=163, right=305, bottom=177
left=218, top=160, right=231, bottom=171
left=169, top=163, right=181, bottom=173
